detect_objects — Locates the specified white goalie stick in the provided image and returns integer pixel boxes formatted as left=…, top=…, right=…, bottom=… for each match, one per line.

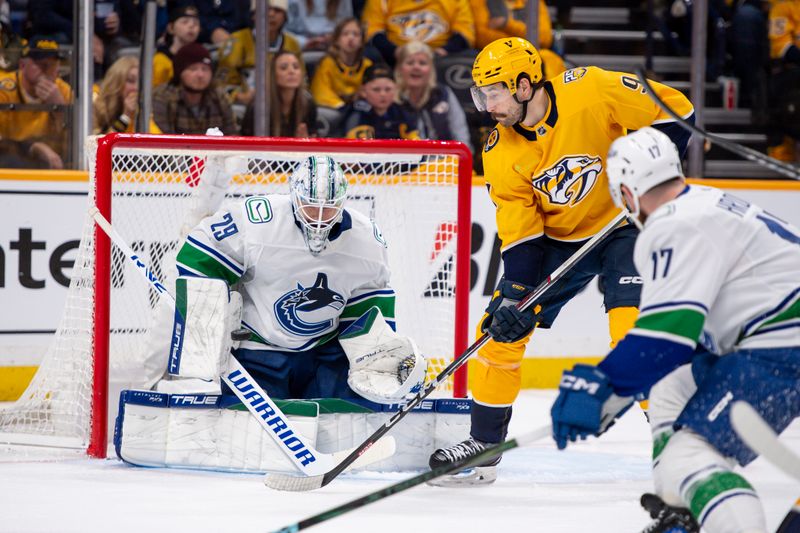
left=90, top=207, right=396, bottom=477
left=264, top=211, right=630, bottom=492
left=634, top=67, right=800, bottom=181
left=730, top=400, right=800, bottom=482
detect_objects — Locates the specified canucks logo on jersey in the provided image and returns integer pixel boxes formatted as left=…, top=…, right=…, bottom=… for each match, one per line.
left=532, top=155, right=602, bottom=206
left=274, top=273, right=345, bottom=337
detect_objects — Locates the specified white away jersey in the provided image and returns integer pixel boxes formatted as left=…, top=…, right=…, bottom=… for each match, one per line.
left=175, top=194, right=394, bottom=352
left=632, top=185, right=800, bottom=354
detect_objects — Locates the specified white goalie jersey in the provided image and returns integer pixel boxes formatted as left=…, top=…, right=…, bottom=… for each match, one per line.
left=174, top=194, right=395, bottom=352
left=632, top=185, right=800, bottom=355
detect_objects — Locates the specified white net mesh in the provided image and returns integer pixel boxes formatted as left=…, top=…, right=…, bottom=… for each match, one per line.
left=0, top=135, right=469, bottom=454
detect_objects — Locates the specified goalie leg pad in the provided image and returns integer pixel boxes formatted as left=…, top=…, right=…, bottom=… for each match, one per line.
left=169, top=276, right=242, bottom=381
left=339, top=306, right=427, bottom=404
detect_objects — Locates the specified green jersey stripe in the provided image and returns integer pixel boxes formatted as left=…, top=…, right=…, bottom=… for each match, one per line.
left=341, top=295, right=396, bottom=321
left=687, top=471, right=755, bottom=520
left=176, top=244, right=241, bottom=286
left=757, top=297, right=800, bottom=331
left=635, top=308, right=705, bottom=343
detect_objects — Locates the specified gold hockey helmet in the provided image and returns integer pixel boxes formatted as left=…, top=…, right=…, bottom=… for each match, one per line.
left=472, top=37, right=543, bottom=93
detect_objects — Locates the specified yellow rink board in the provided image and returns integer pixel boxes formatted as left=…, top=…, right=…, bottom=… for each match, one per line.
left=3, top=173, right=800, bottom=401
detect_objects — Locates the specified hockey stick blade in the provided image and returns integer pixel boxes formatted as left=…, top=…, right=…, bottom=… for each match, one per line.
left=264, top=436, right=397, bottom=491
left=263, top=213, right=628, bottom=492
left=268, top=425, right=551, bottom=533
left=634, top=67, right=800, bottom=181
left=731, top=401, right=800, bottom=482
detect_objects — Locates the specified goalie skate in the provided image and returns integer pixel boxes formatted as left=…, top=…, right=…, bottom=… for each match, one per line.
left=426, top=437, right=500, bottom=487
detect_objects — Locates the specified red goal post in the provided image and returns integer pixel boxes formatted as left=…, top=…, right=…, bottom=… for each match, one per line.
left=0, top=134, right=472, bottom=459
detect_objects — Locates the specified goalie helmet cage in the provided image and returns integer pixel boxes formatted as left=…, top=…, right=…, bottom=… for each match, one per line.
left=0, top=133, right=472, bottom=459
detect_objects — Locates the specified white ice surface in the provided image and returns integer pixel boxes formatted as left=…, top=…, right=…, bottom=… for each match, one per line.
left=1, top=391, right=797, bottom=533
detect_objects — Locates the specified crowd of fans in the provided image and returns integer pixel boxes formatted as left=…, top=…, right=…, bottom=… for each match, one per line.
left=0, top=0, right=798, bottom=169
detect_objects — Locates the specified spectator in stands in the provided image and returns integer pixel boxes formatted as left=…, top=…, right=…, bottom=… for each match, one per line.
left=395, top=41, right=472, bottom=151
left=0, top=13, right=25, bottom=73
left=470, top=0, right=565, bottom=79
left=191, top=0, right=250, bottom=45
left=0, top=37, right=71, bottom=169
left=93, top=56, right=161, bottom=134
left=342, top=63, right=418, bottom=139
left=216, top=0, right=301, bottom=105
left=27, top=0, right=72, bottom=44
left=152, top=42, right=237, bottom=135
left=362, top=0, right=475, bottom=66
left=766, top=0, right=800, bottom=162
left=729, top=0, right=770, bottom=111
left=310, top=17, right=371, bottom=124
left=153, top=5, right=201, bottom=88
left=241, top=50, right=317, bottom=137
left=118, top=0, right=170, bottom=43
left=285, top=0, right=353, bottom=51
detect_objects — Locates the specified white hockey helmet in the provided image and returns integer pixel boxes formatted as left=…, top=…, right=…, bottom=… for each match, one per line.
left=606, top=127, right=685, bottom=228
left=289, top=155, right=348, bottom=255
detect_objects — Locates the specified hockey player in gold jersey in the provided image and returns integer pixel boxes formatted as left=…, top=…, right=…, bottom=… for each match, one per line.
left=428, top=37, right=695, bottom=486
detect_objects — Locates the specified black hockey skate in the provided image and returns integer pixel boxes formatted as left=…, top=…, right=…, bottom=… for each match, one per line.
left=639, top=493, right=700, bottom=533
left=426, top=438, right=500, bottom=487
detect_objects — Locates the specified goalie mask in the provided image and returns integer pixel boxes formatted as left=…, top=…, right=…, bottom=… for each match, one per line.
left=289, top=155, right=348, bottom=255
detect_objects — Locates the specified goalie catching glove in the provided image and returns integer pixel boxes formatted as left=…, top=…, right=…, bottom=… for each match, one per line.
left=339, top=307, right=427, bottom=404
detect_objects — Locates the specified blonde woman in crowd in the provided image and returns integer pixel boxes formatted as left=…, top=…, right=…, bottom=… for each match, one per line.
left=395, top=41, right=472, bottom=151
left=241, top=50, right=317, bottom=137
left=93, top=55, right=161, bottom=134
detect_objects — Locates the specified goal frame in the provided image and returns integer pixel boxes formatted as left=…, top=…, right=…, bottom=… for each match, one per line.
left=88, top=133, right=472, bottom=458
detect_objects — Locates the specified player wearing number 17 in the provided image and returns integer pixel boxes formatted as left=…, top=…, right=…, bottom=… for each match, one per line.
left=551, top=128, right=800, bottom=532
left=429, top=37, right=695, bottom=484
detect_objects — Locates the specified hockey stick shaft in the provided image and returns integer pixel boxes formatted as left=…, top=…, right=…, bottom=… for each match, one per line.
left=730, top=400, right=800, bottom=482
left=269, top=424, right=552, bottom=533
left=634, top=67, right=800, bottom=181
left=272, top=211, right=628, bottom=489
left=90, top=207, right=348, bottom=476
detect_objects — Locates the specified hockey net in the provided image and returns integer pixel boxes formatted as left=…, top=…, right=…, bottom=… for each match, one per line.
left=0, top=134, right=471, bottom=457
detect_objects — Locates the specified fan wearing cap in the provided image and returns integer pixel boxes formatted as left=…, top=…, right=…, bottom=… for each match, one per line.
left=152, top=5, right=202, bottom=87
left=342, top=63, right=419, bottom=139
left=0, top=36, right=71, bottom=169
left=152, top=42, right=237, bottom=135
left=216, top=0, right=301, bottom=105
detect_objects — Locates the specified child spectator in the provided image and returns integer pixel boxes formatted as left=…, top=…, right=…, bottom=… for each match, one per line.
left=216, top=0, right=301, bottom=105
left=241, top=50, right=317, bottom=137
left=342, top=63, right=418, bottom=139
left=285, top=0, right=353, bottom=51
left=153, top=5, right=201, bottom=88
left=395, top=41, right=471, bottom=151
left=94, top=56, right=161, bottom=134
left=0, top=36, right=72, bottom=169
left=152, top=42, right=237, bottom=135
left=362, top=0, right=475, bottom=66
left=470, top=0, right=565, bottom=78
left=311, top=18, right=372, bottom=109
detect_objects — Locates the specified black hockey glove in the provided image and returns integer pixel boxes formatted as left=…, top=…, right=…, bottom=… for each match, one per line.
left=480, top=278, right=541, bottom=343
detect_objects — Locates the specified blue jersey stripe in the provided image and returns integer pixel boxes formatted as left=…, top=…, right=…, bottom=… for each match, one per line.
left=186, top=235, right=244, bottom=276
left=640, top=300, right=709, bottom=314
left=347, top=289, right=396, bottom=304
left=742, top=286, right=800, bottom=337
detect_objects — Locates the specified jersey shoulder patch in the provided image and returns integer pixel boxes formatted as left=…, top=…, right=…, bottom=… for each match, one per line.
left=484, top=127, right=499, bottom=153
left=562, top=67, right=587, bottom=84
left=244, top=196, right=273, bottom=224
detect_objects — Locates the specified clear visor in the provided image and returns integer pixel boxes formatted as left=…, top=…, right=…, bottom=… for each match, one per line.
left=470, top=82, right=511, bottom=112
